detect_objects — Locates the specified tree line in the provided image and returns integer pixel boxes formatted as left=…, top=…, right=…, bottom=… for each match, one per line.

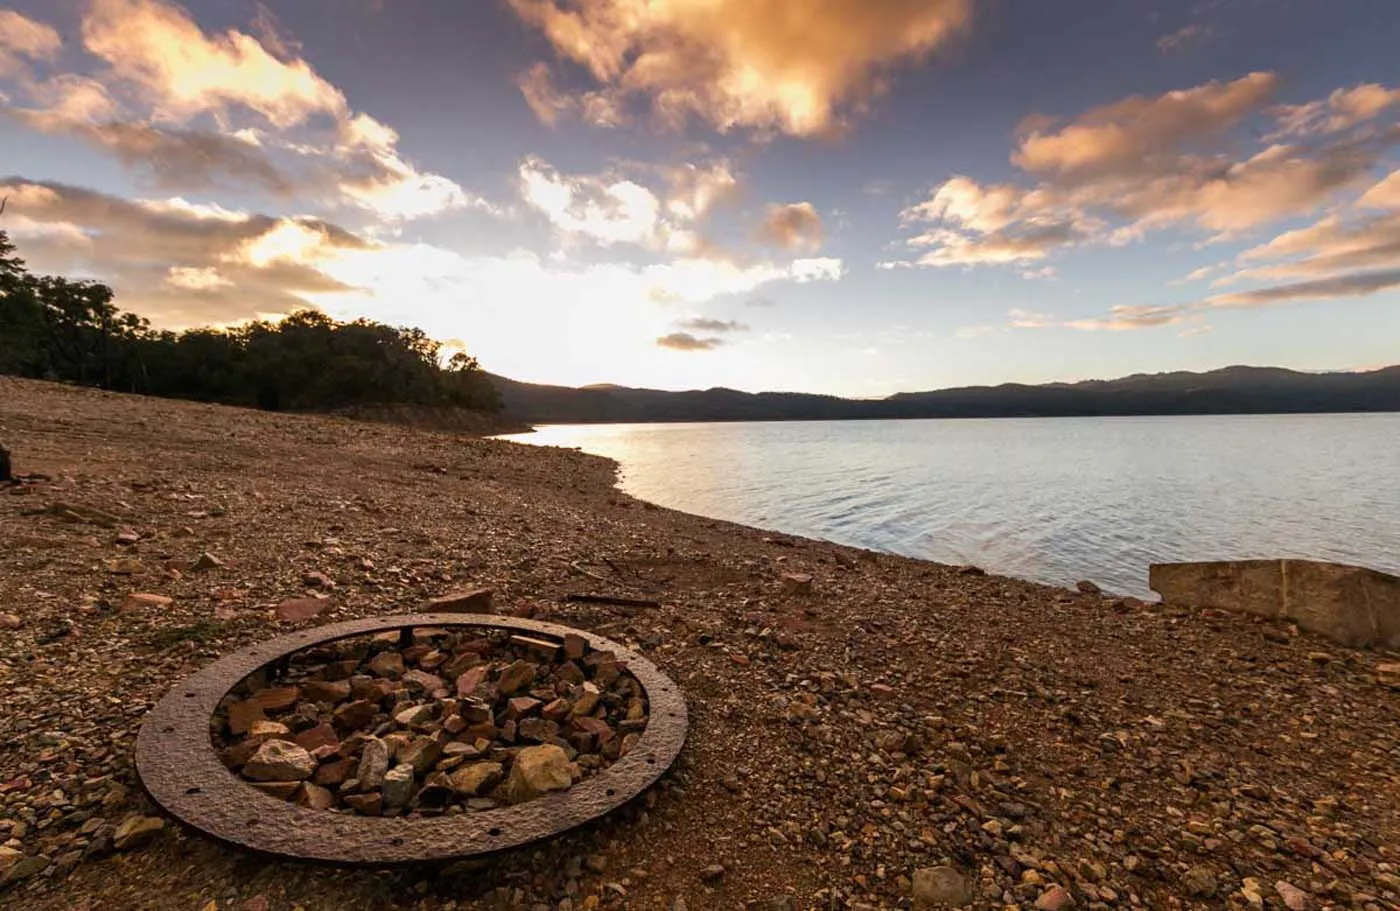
left=0, top=230, right=500, bottom=413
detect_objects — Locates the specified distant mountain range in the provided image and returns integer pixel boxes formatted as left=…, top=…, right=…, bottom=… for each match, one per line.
left=487, top=365, right=1400, bottom=424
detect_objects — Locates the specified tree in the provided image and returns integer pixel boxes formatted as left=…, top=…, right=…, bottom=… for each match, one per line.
left=0, top=230, right=502, bottom=414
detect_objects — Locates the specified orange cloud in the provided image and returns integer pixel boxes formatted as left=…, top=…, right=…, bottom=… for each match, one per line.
left=1358, top=169, right=1400, bottom=210
left=82, top=0, right=346, bottom=127
left=1012, top=72, right=1277, bottom=179
left=891, top=75, right=1400, bottom=269
left=656, top=332, right=723, bottom=351
left=757, top=202, right=823, bottom=252
left=0, top=9, right=61, bottom=77
left=509, top=0, right=971, bottom=136
left=1272, top=83, right=1400, bottom=138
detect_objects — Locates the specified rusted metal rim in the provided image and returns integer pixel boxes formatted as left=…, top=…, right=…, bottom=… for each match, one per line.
left=135, top=613, right=688, bottom=865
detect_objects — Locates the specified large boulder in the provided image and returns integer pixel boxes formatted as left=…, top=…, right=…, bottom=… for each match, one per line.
left=1149, top=559, right=1400, bottom=648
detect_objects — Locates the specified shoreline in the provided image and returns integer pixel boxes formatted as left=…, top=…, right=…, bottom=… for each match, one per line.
left=2, top=376, right=1397, bottom=910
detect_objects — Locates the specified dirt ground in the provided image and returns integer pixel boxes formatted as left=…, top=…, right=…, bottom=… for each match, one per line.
left=1, top=377, right=1397, bottom=911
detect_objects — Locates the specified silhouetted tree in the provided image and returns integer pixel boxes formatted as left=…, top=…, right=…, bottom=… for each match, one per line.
left=0, top=230, right=501, bottom=413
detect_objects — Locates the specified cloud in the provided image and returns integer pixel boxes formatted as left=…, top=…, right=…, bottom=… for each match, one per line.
left=890, top=74, right=1400, bottom=269
left=517, top=156, right=746, bottom=254
left=81, top=0, right=347, bottom=127
left=656, top=332, right=723, bottom=351
left=0, top=176, right=367, bottom=324
left=676, top=317, right=748, bottom=332
left=1204, top=269, right=1400, bottom=308
left=2, top=1, right=474, bottom=220
left=0, top=9, right=61, bottom=77
left=516, top=61, right=626, bottom=128
left=1012, top=72, right=1278, bottom=179
left=508, top=0, right=972, bottom=136
left=757, top=202, right=823, bottom=252
left=1156, top=23, right=1210, bottom=54
left=1358, top=169, right=1400, bottom=210
left=1063, top=304, right=1197, bottom=331
left=1271, top=84, right=1400, bottom=138
left=519, top=157, right=662, bottom=246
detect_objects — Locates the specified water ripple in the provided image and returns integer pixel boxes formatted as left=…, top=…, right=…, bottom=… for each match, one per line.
left=504, top=414, right=1400, bottom=598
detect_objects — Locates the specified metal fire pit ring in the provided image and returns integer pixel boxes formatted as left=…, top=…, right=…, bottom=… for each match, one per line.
left=135, top=613, right=688, bottom=865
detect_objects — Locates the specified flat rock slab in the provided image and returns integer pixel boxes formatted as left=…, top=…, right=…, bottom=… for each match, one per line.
left=1149, top=559, right=1400, bottom=648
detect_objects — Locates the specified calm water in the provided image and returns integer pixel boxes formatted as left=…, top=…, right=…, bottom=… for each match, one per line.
left=500, top=415, right=1400, bottom=598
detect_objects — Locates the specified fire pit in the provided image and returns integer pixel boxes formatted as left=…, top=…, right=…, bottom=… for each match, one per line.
left=135, top=614, right=687, bottom=864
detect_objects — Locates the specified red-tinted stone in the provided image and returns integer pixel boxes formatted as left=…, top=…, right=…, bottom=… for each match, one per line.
left=294, top=723, right=339, bottom=753
left=332, top=699, right=377, bottom=730
left=563, top=633, right=588, bottom=661
left=249, top=686, right=301, bottom=712
left=226, top=699, right=265, bottom=736
left=424, top=588, right=493, bottom=613
left=313, top=757, right=354, bottom=787
left=275, top=597, right=327, bottom=623
left=455, top=666, right=488, bottom=697
left=343, top=792, right=382, bottom=816
left=302, top=680, right=351, bottom=703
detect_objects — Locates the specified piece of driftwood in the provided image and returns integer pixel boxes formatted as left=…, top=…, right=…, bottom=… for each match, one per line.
left=564, top=593, right=662, bottom=608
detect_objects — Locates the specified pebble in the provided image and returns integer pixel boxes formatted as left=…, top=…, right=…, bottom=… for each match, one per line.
left=113, top=815, right=165, bottom=850
left=911, top=865, right=971, bottom=908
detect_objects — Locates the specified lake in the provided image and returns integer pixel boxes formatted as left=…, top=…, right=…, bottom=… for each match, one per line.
left=500, top=414, right=1400, bottom=598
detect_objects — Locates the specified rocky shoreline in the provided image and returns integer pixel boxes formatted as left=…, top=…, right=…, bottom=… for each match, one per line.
left=1, top=376, right=1398, bottom=911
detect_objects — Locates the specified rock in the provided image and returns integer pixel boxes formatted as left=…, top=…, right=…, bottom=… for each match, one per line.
left=276, top=597, right=327, bottom=623
left=191, top=552, right=224, bottom=571
left=1182, top=865, right=1217, bottom=897
left=0, top=443, right=8, bottom=483
left=0, top=614, right=20, bottom=629
left=356, top=737, right=390, bottom=790
left=0, top=846, right=21, bottom=873
left=1275, top=881, right=1309, bottom=910
left=504, top=744, right=573, bottom=803
left=1239, top=877, right=1265, bottom=911
left=302, top=570, right=334, bottom=588
left=105, top=558, right=146, bottom=575
left=293, top=723, right=339, bottom=752
left=425, top=588, right=494, bottom=613
left=911, top=865, right=971, bottom=908
left=297, top=782, right=336, bottom=810
left=497, top=660, right=538, bottom=695
left=302, top=679, right=351, bottom=702
left=563, top=633, right=588, bottom=660
left=398, top=736, right=442, bottom=774
left=227, top=699, right=265, bottom=735
left=381, top=764, right=415, bottom=808
left=116, top=529, right=140, bottom=546
left=247, top=719, right=292, bottom=741
left=449, top=762, right=504, bottom=796
left=402, top=668, right=445, bottom=694
left=1034, top=885, right=1075, bottom=911
left=368, top=651, right=405, bottom=678
left=332, top=699, right=377, bottom=730
left=249, top=686, right=300, bottom=712
left=243, top=740, right=316, bottom=782
left=121, top=592, right=172, bottom=611
left=700, top=864, right=725, bottom=883
left=781, top=572, right=814, bottom=595
left=456, top=665, right=489, bottom=697
left=0, top=854, right=48, bottom=888
left=1149, top=559, right=1400, bottom=648
left=572, top=682, right=602, bottom=716
left=1076, top=579, right=1101, bottom=594
left=113, top=815, right=165, bottom=850
left=343, top=792, right=382, bottom=816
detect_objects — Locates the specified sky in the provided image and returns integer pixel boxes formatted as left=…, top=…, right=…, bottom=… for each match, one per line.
left=2, top=0, right=1399, bottom=396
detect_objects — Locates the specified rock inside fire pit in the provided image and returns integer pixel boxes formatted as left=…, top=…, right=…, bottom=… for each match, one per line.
left=211, top=627, right=647, bottom=817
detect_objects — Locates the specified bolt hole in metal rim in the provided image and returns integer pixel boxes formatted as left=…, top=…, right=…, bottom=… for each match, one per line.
left=135, top=613, right=688, bottom=865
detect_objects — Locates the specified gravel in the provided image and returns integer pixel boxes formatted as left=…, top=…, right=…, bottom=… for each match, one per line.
left=2, top=376, right=1398, bottom=910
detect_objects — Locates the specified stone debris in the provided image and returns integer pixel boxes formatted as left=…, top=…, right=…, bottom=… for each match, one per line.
left=1, top=377, right=1397, bottom=909
left=213, top=628, right=637, bottom=817
left=112, top=815, right=164, bottom=851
